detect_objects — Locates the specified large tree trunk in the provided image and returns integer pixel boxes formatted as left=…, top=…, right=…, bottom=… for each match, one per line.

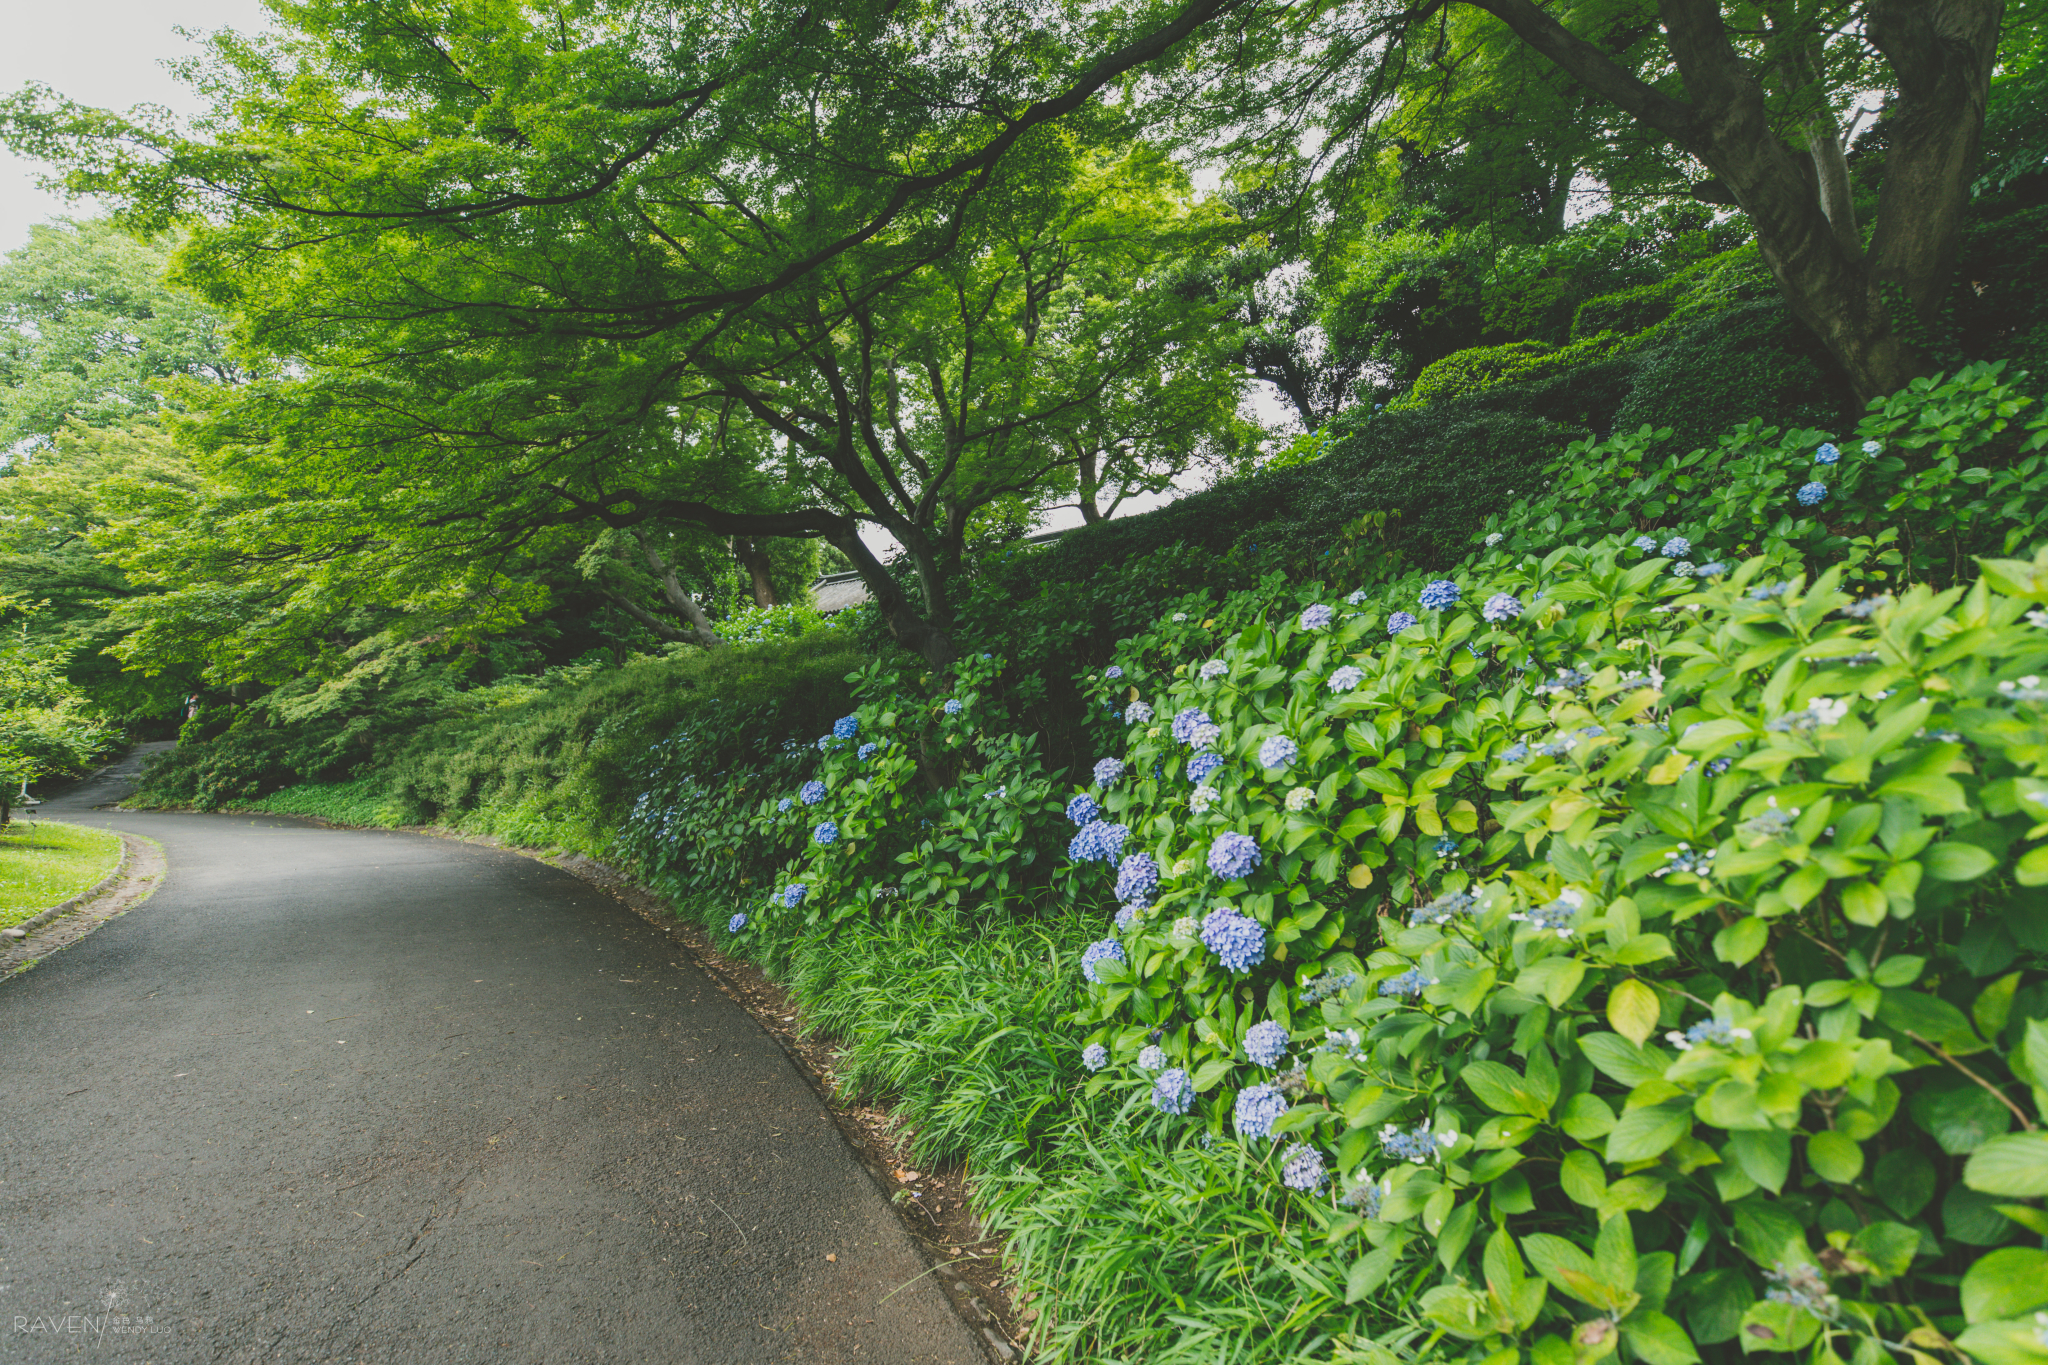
left=630, top=531, right=724, bottom=649
left=827, top=527, right=957, bottom=671
left=730, top=536, right=779, bottom=608
left=1458, top=0, right=2004, bottom=403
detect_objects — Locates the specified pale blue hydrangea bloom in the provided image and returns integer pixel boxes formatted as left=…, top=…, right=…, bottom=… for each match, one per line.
left=833, top=715, right=860, bottom=740
left=1418, top=580, right=1461, bottom=611
left=1094, top=757, right=1127, bottom=785
left=1138, top=1044, right=1167, bottom=1071
left=1115, top=852, right=1161, bottom=905
left=1068, top=820, right=1129, bottom=863
left=1207, top=832, right=1262, bottom=881
left=1381, top=1123, right=1453, bottom=1163
left=1199, top=660, right=1229, bottom=681
left=1661, top=536, right=1691, bottom=557
left=1482, top=592, right=1522, bottom=622
left=1082, top=1042, right=1109, bottom=1072
left=1284, top=786, right=1314, bottom=812
left=1862, top=440, right=1881, bottom=455
left=1434, top=836, right=1458, bottom=857
left=1105, top=665, right=1124, bottom=679
left=781, top=883, right=808, bottom=908
left=1233, top=1083, right=1287, bottom=1138
left=1187, top=752, right=1224, bottom=783
left=1152, top=1068, right=1196, bottom=1115
left=858, top=742, right=878, bottom=760
left=1114, top=905, right=1139, bottom=932
left=728, top=912, right=747, bottom=933
left=1200, top=906, right=1265, bottom=970
left=1815, top=442, right=1840, bottom=464
left=1340, top=1174, right=1386, bottom=1216
left=1387, top=612, right=1418, bottom=635
left=1299, top=604, right=1334, bottom=631
left=800, top=780, right=826, bottom=805
left=942, top=698, right=963, bottom=715
left=1379, top=969, right=1432, bottom=998
left=1171, top=707, right=1213, bottom=744
left=1281, top=1144, right=1327, bottom=1191
left=1126, top=700, right=1154, bottom=724
left=1257, top=735, right=1298, bottom=769
left=1633, top=536, right=1658, bottom=552
left=1081, top=938, right=1125, bottom=983
left=1329, top=665, right=1364, bottom=692
left=1346, top=589, right=1367, bottom=605
left=1798, top=481, right=1828, bottom=505
left=1500, top=741, right=1529, bottom=762
left=778, top=798, right=793, bottom=812
left=1065, top=793, right=1100, bottom=825
left=1695, top=561, right=1727, bottom=576
left=1244, top=1020, right=1290, bottom=1067
left=814, top=821, right=840, bottom=846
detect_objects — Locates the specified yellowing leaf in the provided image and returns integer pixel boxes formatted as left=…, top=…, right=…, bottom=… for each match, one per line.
left=1347, top=864, right=1375, bottom=889
left=1645, top=751, right=1691, bottom=786
left=1608, top=979, right=1661, bottom=1046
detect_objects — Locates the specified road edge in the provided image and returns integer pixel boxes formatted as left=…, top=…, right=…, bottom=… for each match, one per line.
left=0, top=831, right=168, bottom=980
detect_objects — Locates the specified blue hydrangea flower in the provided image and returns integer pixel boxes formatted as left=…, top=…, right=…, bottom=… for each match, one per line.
left=1340, top=1174, right=1387, bottom=1216
left=1299, top=604, right=1334, bottom=631
left=1171, top=707, right=1214, bottom=744
left=1200, top=906, right=1265, bottom=971
left=1482, top=592, right=1523, bottom=623
left=1379, top=968, right=1432, bottom=998
left=1082, top=1042, right=1109, bottom=1072
left=1281, top=1143, right=1327, bottom=1191
left=942, top=698, right=964, bottom=715
left=728, top=912, right=747, bottom=933
left=1815, top=442, right=1840, bottom=464
left=1661, top=536, right=1691, bottom=557
left=1081, top=938, right=1125, bottom=983
left=1068, top=820, right=1129, bottom=864
left=781, top=883, right=808, bottom=909
left=1093, top=757, right=1127, bottom=785
left=778, top=798, right=793, bottom=812
left=1862, top=440, right=1881, bottom=455
left=1329, top=665, right=1364, bottom=693
left=1189, top=722, right=1222, bottom=750
left=1187, top=752, right=1224, bottom=783
left=1105, top=665, right=1124, bottom=679
left=1346, top=589, right=1367, bottom=605
left=1207, top=832, right=1263, bottom=881
left=1244, top=1020, right=1290, bottom=1067
left=1125, top=700, right=1153, bottom=724
left=1114, top=905, right=1139, bottom=932
left=800, top=780, right=826, bottom=805
left=813, top=821, right=840, bottom=846
left=833, top=715, right=860, bottom=741
left=857, top=742, right=878, bottom=761
left=1138, top=1044, right=1167, bottom=1071
left=1387, top=612, right=1418, bottom=635
left=817, top=735, right=833, bottom=752
left=1115, top=852, right=1160, bottom=905
left=1798, top=481, right=1828, bottom=506
left=1152, top=1068, right=1195, bottom=1115
left=1066, top=793, right=1100, bottom=825
left=1256, top=736, right=1298, bottom=770
left=1381, top=1123, right=1454, bottom=1163
left=1633, top=535, right=1658, bottom=552
left=1233, top=1083, right=1288, bottom=1138
left=1418, top=580, right=1461, bottom=611
left=1694, top=561, right=1727, bottom=577
left=1198, top=660, right=1229, bottom=681
left=1434, top=836, right=1458, bottom=857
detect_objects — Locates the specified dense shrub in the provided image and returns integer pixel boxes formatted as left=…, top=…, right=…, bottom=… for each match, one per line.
left=1610, top=302, right=1851, bottom=458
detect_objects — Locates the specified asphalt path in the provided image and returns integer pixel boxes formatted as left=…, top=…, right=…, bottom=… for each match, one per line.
left=0, top=755, right=983, bottom=1363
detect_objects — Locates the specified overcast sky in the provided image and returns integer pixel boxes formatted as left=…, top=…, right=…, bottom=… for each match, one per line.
left=0, top=0, right=273, bottom=253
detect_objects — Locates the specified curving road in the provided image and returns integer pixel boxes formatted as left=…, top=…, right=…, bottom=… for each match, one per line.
left=0, top=756, right=983, bottom=1363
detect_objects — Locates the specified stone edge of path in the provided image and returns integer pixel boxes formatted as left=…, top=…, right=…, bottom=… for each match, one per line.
left=0, top=829, right=168, bottom=980
left=107, top=806, right=1033, bottom=1361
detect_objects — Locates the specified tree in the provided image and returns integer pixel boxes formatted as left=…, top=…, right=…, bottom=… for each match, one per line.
left=0, top=220, right=245, bottom=455
left=1190, top=0, right=2016, bottom=401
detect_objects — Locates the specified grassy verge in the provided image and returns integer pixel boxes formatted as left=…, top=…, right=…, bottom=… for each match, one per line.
left=242, top=778, right=411, bottom=827
left=0, top=820, right=126, bottom=928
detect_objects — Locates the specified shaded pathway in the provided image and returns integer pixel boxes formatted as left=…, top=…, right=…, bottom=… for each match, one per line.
left=0, top=771, right=983, bottom=1363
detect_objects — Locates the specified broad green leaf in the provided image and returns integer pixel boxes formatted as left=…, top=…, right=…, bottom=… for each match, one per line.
left=1967, top=1134, right=2048, bottom=1197
left=1621, top=1311, right=1701, bottom=1365
left=1962, top=1248, right=2048, bottom=1324
left=1727, top=1129, right=1791, bottom=1193
left=1806, top=1130, right=1864, bottom=1183
left=1462, top=1059, right=1551, bottom=1118
left=1606, top=1103, right=1692, bottom=1163
left=1874, top=1147, right=1937, bottom=1218
left=1926, top=840, right=1999, bottom=881
left=1912, top=1081, right=2016, bottom=1154
left=1714, top=916, right=1769, bottom=965
left=1608, top=979, right=1662, bottom=1046
left=1580, top=1033, right=1670, bottom=1087
left=1955, top=1319, right=2048, bottom=1365
left=1347, top=1243, right=1403, bottom=1303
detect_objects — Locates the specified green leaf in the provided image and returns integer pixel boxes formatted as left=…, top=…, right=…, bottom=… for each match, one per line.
left=1621, top=1311, right=1702, bottom=1365
left=1732, top=1201, right=1811, bottom=1270
left=1190, top=1058, right=1233, bottom=1091
left=1879, top=989, right=1981, bottom=1053
left=1912, top=1082, right=2016, bottom=1154
left=1561, top=1093, right=1618, bottom=1141
left=1727, top=1129, right=1791, bottom=1193
left=1462, top=1060, right=1551, bottom=1118
left=1562, top=1150, right=1607, bottom=1206
left=1926, top=841, right=1999, bottom=881
left=1346, top=1243, right=1403, bottom=1304
left=1947, top=1183, right=2022, bottom=1246
left=1976, top=973, right=2022, bottom=1040
left=1714, top=916, right=1769, bottom=966
left=1806, top=1130, right=1864, bottom=1183
left=1845, top=1221, right=1919, bottom=1282
left=1580, top=1033, right=1669, bottom=1087
left=1609, top=979, right=1662, bottom=1045
left=1682, top=1268, right=1753, bottom=1345
left=1607, top=1103, right=1692, bottom=1163
left=1955, top=1318, right=2048, bottom=1365
left=1962, top=1247, right=2048, bottom=1324
left=1967, top=1134, right=2048, bottom=1197
left=1873, top=1148, right=1937, bottom=1218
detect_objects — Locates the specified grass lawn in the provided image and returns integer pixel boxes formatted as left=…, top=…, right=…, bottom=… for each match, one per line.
left=0, top=820, right=126, bottom=929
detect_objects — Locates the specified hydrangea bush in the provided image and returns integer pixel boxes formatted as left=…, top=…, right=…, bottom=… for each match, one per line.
left=1065, top=538, right=2048, bottom=1365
